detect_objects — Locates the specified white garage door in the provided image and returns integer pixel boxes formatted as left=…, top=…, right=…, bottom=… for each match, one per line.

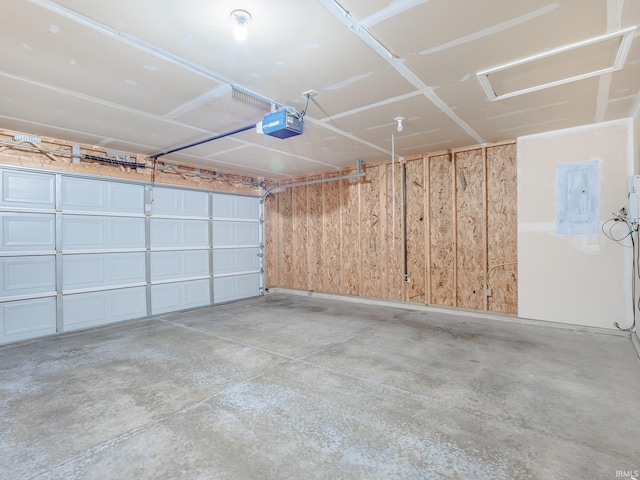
left=60, top=176, right=147, bottom=332
left=0, top=167, right=263, bottom=345
left=0, top=170, right=57, bottom=344
left=149, top=186, right=211, bottom=314
left=212, top=193, right=262, bottom=304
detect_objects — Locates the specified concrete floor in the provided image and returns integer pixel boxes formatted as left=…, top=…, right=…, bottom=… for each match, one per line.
left=1, top=294, right=639, bottom=480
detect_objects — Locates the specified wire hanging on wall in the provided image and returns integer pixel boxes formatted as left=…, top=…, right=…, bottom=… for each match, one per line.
left=602, top=209, right=637, bottom=332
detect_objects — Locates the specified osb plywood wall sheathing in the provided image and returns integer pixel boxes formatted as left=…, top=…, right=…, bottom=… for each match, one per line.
left=429, top=154, right=455, bottom=307
left=323, top=174, right=342, bottom=294
left=265, top=141, right=518, bottom=315
left=487, top=145, right=518, bottom=314
left=307, top=177, right=324, bottom=293
left=264, top=193, right=279, bottom=288
left=0, top=128, right=260, bottom=195
left=455, top=149, right=486, bottom=310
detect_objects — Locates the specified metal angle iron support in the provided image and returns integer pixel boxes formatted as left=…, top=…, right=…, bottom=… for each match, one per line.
left=261, top=159, right=366, bottom=199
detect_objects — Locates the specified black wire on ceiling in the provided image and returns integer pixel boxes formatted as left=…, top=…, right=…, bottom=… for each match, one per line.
left=149, top=124, right=257, bottom=161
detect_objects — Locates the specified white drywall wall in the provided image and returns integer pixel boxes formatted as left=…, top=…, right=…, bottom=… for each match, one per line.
left=517, top=119, right=633, bottom=329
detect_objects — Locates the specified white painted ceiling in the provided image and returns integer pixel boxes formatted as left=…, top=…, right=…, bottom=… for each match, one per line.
left=1, top=0, right=639, bottom=179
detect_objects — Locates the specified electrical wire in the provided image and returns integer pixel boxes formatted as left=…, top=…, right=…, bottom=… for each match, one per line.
left=601, top=217, right=633, bottom=244
left=614, top=222, right=637, bottom=332
left=602, top=212, right=637, bottom=332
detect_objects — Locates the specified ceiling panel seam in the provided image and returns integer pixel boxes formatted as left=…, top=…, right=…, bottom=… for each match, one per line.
left=361, top=0, right=429, bottom=28
left=27, top=0, right=235, bottom=85
left=418, top=4, right=559, bottom=56
left=0, top=69, right=213, bottom=134
left=317, top=0, right=485, bottom=144
left=595, top=0, right=626, bottom=122
left=304, top=116, right=393, bottom=156
left=318, top=91, right=422, bottom=122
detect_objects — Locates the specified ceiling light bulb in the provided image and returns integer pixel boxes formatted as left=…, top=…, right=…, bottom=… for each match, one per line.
left=395, top=116, right=405, bottom=132
left=231, top=9, right=251, bottom=42
left=234, top=23, right=247, bottom=41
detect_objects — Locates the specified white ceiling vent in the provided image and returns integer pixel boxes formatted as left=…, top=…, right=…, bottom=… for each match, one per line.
left=477, top=26, right=637, bottom=101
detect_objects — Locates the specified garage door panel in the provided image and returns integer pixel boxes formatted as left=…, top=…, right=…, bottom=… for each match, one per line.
left=237, top=273, right=261, bottom=297
left=212, top=193, right=259, bottom=219
left=109, top=183, right=144, bottom=214
left=150, top=219, right=180, bottom=245
left=150, top=250, right=209, bottom=281
left=238, top=249, right=260, bottom=271
left=61, top=177, right=144, bottom=214
left=214, top=274, right=260, bottom=303
left=183, top=250, right=209, bottom=276
left=184, top=279, right=210, bottom=305
left=151, top=283, right=180, bottom=313
left=236, top=196, right=260, bottom=219
left=150, top=219, right=209, bottom=248
left=110, top=288, right=147, bottom=319
left=213, top=277, right=235, bottom=304
left=111, top=254, right=146, bottom=282
left=1, top=214, right=55, bottom=251
left=212, top=222, right=234, bottom=245
left=63, top=253, right=146, bottom=290
left=151, top=279, right=210, bottom=314
left=237, top=223, right=259, bottom=244
left=213, top=248, right=260, bottom=275
left=150, top=253, right=180, bottom=279
left=152, top=187, right=209, bottom=217
left=183, top=221, right=209, bottom=245
left=63, top=287, right=147, bottom=331
left=213, top=250, right=235, bottom=274
left=212, top=222, right=259, bottom=246
left=0, top=298, right=56, bottom=343
left=111, top=218, right=145, bottom=246
left=62, top=216, right=145, bottom=250
left=212, top=193, right=234, bottom=218
left=0, top=256, right=56, bottom=297
left=1, top=170, right=55, bottom=209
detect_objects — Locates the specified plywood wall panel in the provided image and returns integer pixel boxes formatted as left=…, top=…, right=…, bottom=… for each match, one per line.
left=341, top=174, right=361, bottom=296
left=265, top=140, right=517, bottom=315
left=292, top=185, right=308, bottom=291
left=307, top=178, right=324, bottom=292
left=264, top=193, right=279, bottom=288
left=405, top=159, right=427, bottom=303
left=487, top=144, right=518, bottom=314
left=455, top=150, right=486, bottom=310
left=323, top=174, right=342, bottom=293
left=385, top=161, right=404, bottom=300
left=429, top=154, right=455, bottom=306
left=360, top=165, right=382, bottom=298
left=278, top=188, right=294, bottom=289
